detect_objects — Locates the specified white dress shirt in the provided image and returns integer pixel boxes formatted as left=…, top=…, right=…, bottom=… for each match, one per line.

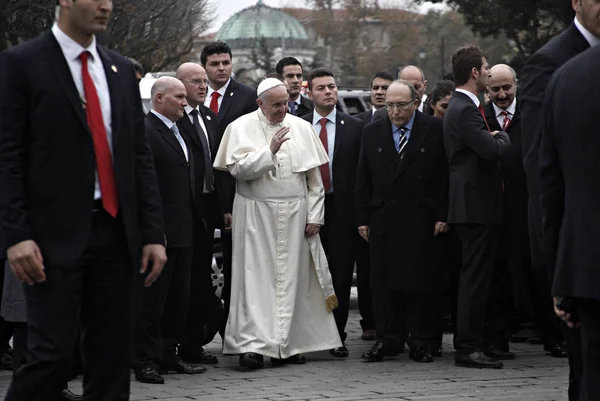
left=205, top=78, right=231, bottom=111
left=455, top=88, right=481, bottom=107
left=51, top=23, right=112, bottom=201
left=151, top=110, right=188, bottom=161
left=492, top=99, right=517, bottom=130
left=575, top=17, right=600, bottom=47
left=312, top=108, right=336, bottom=193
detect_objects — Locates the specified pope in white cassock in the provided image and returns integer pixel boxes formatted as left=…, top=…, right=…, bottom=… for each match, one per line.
left=213, top=78, right=342, bottom=369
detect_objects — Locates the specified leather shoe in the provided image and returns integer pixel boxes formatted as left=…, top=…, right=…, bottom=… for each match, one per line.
left=158, top=355, right=206, bottom=375
left=545, top=343, right=568, bottom=358
left=135, top=366, right=165, bottom=384
left=59, top=389, right=83, bottom=401
left=179, top=346, right=218, bottom=364
left=485, top=346, right=515, bottom=360
left=330, top=344, right=349, bottom=357
left=361, top=329, right=377, bottom=341
left=455, top=351, right=503, bottom=369
left=409, top=347, right=433, bottom=363
left=239, top=352, right=264, bottom=369
left=362, top=341, right=399, bottom=362
left=271, top=354, right=306, bottom=366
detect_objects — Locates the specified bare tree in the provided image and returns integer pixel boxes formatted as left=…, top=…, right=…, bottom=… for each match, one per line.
left=0, top=0, right=55, bottom=52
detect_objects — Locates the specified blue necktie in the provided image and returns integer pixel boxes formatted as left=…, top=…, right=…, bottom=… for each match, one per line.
left=288, top=101, right=297, bottom=116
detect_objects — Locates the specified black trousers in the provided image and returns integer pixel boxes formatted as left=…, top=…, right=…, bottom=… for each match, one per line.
left=320, top=194, right=360, bottom=343
left=373, top=289, right=437, bottom=352
left=356, top=240, right=375, bottom=331
left=5, top=210, right=133, bottom=401
left=182, top=215, right=221, bottom=347
left=453, top=223, right=500, bottom=354
left=134, top=245, right=193, bottom=369
left=220, top=231, right=233, bottom=337
left=486, top=257, right=513, bottom=349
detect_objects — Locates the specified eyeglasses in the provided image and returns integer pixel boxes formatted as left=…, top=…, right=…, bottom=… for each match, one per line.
left=385, top=101, right=415, bottom=110
left=182, top=79, right=208, bottom=87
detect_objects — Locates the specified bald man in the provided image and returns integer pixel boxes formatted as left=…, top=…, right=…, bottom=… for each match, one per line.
left=483, top=65, right=567, bottom=358
left=175, top=63, right=222, bottom=365
left=134, top=77, right=206, bottom=384
left=399, top=65, right=428, bottom=112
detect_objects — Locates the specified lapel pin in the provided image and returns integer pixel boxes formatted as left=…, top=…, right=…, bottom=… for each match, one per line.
left=341, top=120, right=345, bottom=125
left=421, top=148, right=425, bottom=152
left=206, top=115, right=212, bottom=121
left=229, top=92, right=234, bottom=97
left=377, top=148, right=382, bottom=152
left=111, top=65, right=117, bottom=73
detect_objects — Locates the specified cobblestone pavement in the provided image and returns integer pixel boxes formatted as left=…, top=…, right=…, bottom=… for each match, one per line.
left=0, top=289, right=569, bottom=401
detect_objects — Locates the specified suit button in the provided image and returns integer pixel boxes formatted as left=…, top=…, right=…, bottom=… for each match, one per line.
left=390, top=199, right=395, bottom=203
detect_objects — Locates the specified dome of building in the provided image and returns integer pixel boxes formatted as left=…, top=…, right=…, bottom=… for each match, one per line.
left=216, top=0, right=310, bottom=50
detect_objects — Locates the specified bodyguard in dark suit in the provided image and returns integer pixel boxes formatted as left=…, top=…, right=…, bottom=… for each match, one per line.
left=175, top=63, right=222, bottom=363
left=276, top=56, right=314, bottom=117
left=355, top=72, right=394, bottom=126
left=0, top=2, right=167, bottom=399
left=201, top=42, right=258, bottom=331
left=134, top=78, right=206, bottom=384
left=356, top=81, right=449, bottom=364
left=540, top=45, right=600, bottom=401
left=485, top=64, right=566, bottom=358
left=443, top=45, right=511, bottom=369
left=302, top=69, right=363, bottom=357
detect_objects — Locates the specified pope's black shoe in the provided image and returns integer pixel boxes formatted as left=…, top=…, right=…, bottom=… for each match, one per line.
left=239, top=352, right=264, bottom=369
left=362, top=341, right=399, bottom=362
left=330, top=344, right=349, bottom=357
left=409, top=346, right=433, bottom=363
left=271, top=354, right=307, bottom=366
left=455, top=351, right=503, bottom=369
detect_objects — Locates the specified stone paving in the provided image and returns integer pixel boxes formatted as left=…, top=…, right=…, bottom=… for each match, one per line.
left=0, top=289, right=569, bottom=401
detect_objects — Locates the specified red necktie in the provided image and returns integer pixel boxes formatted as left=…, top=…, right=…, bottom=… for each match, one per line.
left=478, top=104, right=491, bottom=132
left=318, top=118, right=331, bottom=192
left=80, top=52, right=118, bottom=217
left=210, top=91, right=220, bottom=114
left=500, top=110, right=511, bottom=130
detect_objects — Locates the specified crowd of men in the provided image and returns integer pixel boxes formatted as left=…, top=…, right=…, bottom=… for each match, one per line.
left=0, top=0, right=599, bottom=400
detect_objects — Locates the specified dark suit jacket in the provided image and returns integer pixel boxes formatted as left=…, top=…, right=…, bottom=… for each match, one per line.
left=484, top=101, right=529, bottom=257
left=540, top=45, right=600, bottom=301
left=302, top=111, right=363, bottom=229
left=177, top=106, right=224, bottom=229
left=214, top=79, right=258, bottom=213
left=145, top=113, right=196, bottom=248
left=443, top=91, right=511, bottom=225
left=520, top=23, right=589, bottom=266
left=0, top=32, right=164, bottom=266
left=291, top=96, right=314, bottom=117
left=355, top=109, right=375, bottom=125
left=356, top=112, right=448, bottom=291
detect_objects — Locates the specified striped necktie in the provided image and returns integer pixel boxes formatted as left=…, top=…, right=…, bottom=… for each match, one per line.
left=397, top=127, right=408, bottom=158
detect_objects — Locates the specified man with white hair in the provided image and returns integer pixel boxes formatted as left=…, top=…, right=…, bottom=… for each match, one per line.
left=213, top=78, right=342, bottom=369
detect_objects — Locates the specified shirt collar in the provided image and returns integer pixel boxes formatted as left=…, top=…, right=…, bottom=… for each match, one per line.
left=151, top=109, right=175, bottom=129
left=455, top=88, right=480, bottom=107
left=492, top=98, right=517, bottom=117
left=313, top=108, right=337, bottom=125
left=390, top=111, right=416, bottom=133
left=51, top=23, right=100, bottom=64
left=207, top=78, right=231, bottom=98
left=575, top=17, right=600, bottom=47
left=184, top=105, right=200, bottom=115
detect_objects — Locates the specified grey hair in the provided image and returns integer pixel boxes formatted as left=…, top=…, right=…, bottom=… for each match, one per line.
left=392, top=79, right=419, bottom=101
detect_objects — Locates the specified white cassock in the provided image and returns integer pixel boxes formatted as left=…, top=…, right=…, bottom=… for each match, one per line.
left=214, top=109, right=342, bottom=358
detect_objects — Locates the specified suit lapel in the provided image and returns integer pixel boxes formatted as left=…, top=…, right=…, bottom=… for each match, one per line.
left=484, top=103, right=502, bottom=132
left=43, top=33, right=89, bottom=134
left=218, top=79, right=237, bottom=120
left=333, top=115, right=345, bottom=162
left=178, top=114, right=201, bottom=148
left=396, top=112, right=428, bottom=176
left=96, top=46, right=121, bottom=147
left=149, top=113, right=187, bottom=162
left=199, top=107, right=218, bottom=156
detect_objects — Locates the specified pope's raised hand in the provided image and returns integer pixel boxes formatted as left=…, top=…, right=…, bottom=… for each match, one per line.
left=270, top=127, right=291, bottom=154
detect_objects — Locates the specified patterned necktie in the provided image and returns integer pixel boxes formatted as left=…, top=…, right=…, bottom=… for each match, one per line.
left=209, top=91, right=220, bottom=115
left=170, top=124, right=188, bottom=162
left=80, top=51, right=118, bottom=217
left=478, top=104, right=491, bottom=132
left=397, top=127, right=408, bottom=158
left=500, top=110, right=511, bottom=130
left=190, top=109, right=214, bottom=192
left=288, top=101, right=297, bottom=116
left=318, top=118, right=331, bottom=192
